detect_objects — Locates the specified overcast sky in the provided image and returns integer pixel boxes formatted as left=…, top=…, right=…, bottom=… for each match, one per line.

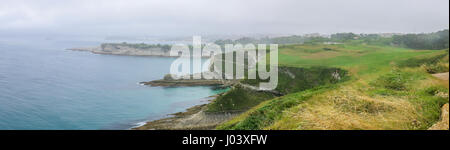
left=0, top=0, right=449, bottom=37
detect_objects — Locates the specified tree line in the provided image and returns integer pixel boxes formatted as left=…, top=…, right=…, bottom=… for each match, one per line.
left=392, top=29, right=449, bottom=50
left=213, top=29, right=449, bottom=50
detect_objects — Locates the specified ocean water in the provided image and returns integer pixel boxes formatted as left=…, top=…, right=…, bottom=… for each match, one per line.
left=0, top=37, right=223, bottom=130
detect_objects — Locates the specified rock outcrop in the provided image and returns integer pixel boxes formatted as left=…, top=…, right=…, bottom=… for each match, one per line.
left=68, top=43, right=211, bottom=57
left=429, top=103, right=449, bottom=130
left=140, top=79, right=224, bottom=87
left=133, top=102, right=242, bottom=130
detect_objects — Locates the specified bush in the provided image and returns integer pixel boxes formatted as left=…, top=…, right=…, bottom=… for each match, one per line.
left=376, top=71, right=406, bottom=91
left=424, top=86, right=448, bottom=96
left=242, top=66, right=348, bottom=95
left=421, top=62, right=449, bottom=74
left=163, top=74, right=175, bottom=80
left=206, top=86, right=275, bottom=112
left=398, top=53, right=448, bottom=68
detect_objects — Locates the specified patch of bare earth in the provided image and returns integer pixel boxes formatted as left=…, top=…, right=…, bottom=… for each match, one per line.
left=432, top=72, right=449, bottom=81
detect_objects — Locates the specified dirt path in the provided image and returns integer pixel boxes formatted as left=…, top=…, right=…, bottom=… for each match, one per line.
left=432, top=72, right=449, bottom=81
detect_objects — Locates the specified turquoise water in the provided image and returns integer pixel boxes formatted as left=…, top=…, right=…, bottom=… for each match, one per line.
left=0, top=38, right=222, bottom=129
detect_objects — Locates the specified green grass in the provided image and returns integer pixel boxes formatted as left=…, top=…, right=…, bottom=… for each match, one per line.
left=207, top=66, right=348, bottom=112
left=206, top=86, right=276, bottom=112
left=367, top=68, right=448, bottom=129
left=279, top=44, right=436, bottom=73
left=217, top=85, right=338, bottom=130
left=398, top=52, right=447, bottom=68
left=242, top=66, right=348, bottom=94
left=217, top=43, right=449, bottom=130
left=411, top=86, right=449, bottom=129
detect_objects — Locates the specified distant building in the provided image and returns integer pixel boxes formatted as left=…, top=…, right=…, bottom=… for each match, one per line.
left=378, top=33, right=404, bottom=38
left=304, top=33, right=322, bottom=38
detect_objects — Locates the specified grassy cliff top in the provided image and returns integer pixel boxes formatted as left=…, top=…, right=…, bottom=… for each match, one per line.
left=218, top=43, right=449, bottom=130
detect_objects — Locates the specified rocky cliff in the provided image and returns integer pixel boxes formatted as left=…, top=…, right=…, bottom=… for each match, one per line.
left=68, top=43, right=211, bottom=57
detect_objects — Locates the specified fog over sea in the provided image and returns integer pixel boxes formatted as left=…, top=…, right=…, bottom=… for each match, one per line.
left=0, top=36, right=222, bottom=129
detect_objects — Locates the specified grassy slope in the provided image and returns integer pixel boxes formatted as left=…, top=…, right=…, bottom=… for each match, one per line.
left=206, top=86, right=276, bottom=112
left=218, top=43, right=449, bottom=130
left=206, top=67, right=347, bottom=112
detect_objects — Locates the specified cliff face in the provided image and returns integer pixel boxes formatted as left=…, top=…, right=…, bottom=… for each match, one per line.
left=96, top=44, right=172, bottom=56
left=69, top=43, right=213, bottom=57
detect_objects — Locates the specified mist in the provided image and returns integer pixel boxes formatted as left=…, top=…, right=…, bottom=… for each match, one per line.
left=1, top=0, right=449, bottom=37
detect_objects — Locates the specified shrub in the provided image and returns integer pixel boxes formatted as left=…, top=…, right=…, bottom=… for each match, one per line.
left=206, top=86, right=275, bottom=112
left=376, top=71, right=406, bottom=90
left=163, top=74, right=175, bottom=80
left=420, top=62, right=449, bottom=74
left=399, top=53, right=447, bottom=67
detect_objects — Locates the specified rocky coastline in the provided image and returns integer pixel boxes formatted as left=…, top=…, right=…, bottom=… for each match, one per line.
left=132, top=84, right=244, bottom=130
left=134, top=73, right=241, bottom=130
left=67, top=43, right=211, bottom=57
left=132, top=97, right=242, bottom=130
left=140, top=79, right=224, bottom=87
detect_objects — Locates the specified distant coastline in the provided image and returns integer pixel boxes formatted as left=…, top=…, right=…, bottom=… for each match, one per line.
left=67, top=42, right=223, bottom=130
left=67, top=42, right=211, bottom=57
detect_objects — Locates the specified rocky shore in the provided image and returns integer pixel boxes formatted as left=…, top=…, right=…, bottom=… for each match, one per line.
left=140, top=79, right=224, bottom=87
left=133, top=71, right=240, bottom=130
left=133, top=93, right=241, bottom=130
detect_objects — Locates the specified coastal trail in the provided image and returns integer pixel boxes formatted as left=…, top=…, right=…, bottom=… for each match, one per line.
left=432, top=72, right=449, bottom=81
